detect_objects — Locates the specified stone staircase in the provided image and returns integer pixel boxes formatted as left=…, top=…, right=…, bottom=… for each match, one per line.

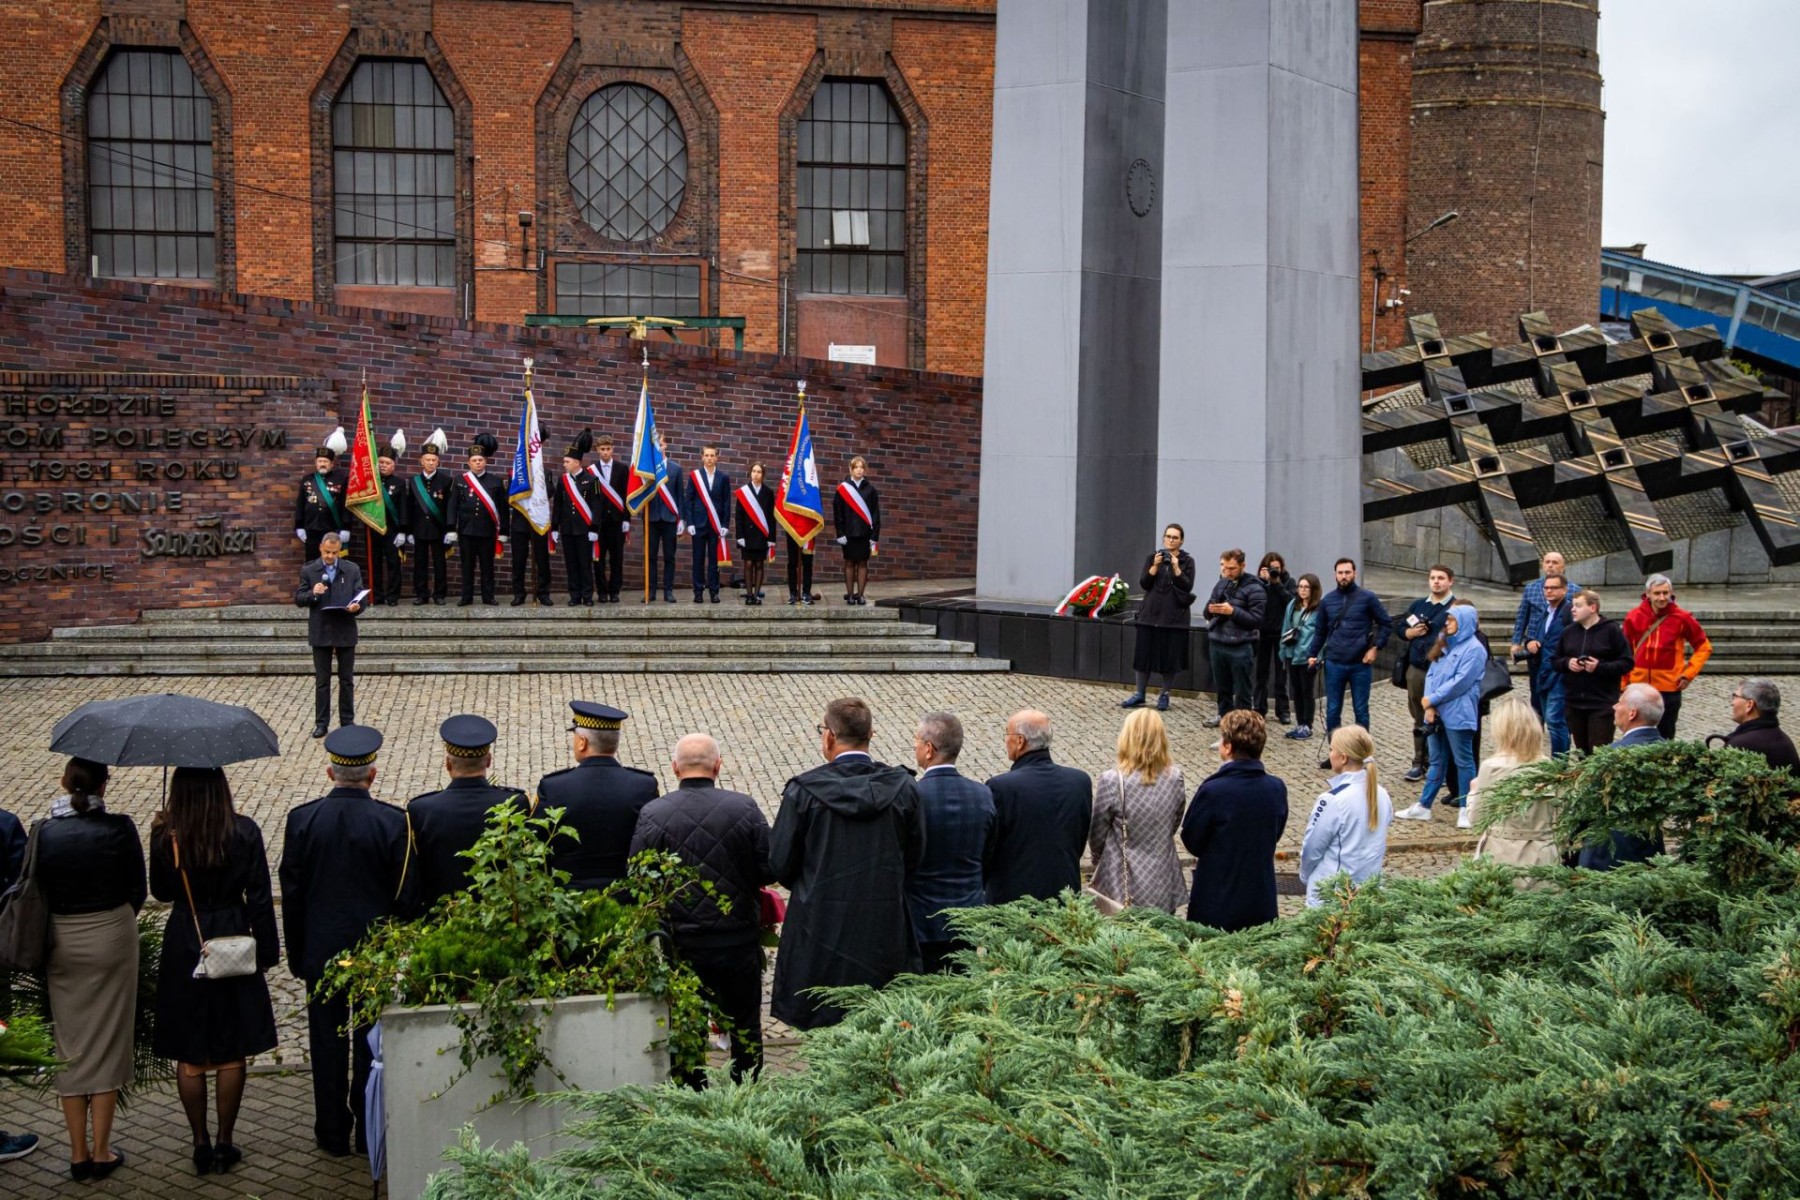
left=0, top=603, right=1012, bottom=676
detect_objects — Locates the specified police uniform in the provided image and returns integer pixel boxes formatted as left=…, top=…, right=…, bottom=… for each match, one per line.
left=445, top=434, right=507, bottom=605
left=535, top=702, right=660, bottom=891
left=277, top=726, right=417, bottom=1156
left=551, top=430, right=599, bottom=606
left=407, top=715, right=531, bottom=906
left=407, top=430, right=453, bottom=604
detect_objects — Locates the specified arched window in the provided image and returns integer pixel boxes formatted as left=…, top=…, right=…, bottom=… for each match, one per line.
left=87, top=49, right=216, bottom=280
left=795, top=79, right=906, bottom=295
left=332, top=60, right=455, bottom=287
left=567, top=84, right=689, bottom=243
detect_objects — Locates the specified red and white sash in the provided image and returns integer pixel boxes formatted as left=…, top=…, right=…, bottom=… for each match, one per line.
left=690, top=469, right=731, bottom=567
left=462, top=470, right=502, bottom=556
left=737, top=484, right=776, bottom=560
left=587, top=462, right=628, bottom=514
left=561, top=473, right=598, bottom=560
left=837, top=480, right=874, bottom=528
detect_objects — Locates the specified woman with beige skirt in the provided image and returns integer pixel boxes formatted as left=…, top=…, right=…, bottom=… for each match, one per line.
left=33, top=757, right=146, bottom=1182
left=1469, top=699, right=1559, bottom=875
left=1088, top=709, right=1190, bottom=913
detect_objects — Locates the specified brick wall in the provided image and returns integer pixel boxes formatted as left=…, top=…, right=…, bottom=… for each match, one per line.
left=0, top=269, right=983, bottom=643
left=1358, top=0, right=1423, bottom=355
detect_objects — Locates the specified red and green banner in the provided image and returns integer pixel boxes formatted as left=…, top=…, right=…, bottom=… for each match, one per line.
left=345, top=385, right=388, bottom=535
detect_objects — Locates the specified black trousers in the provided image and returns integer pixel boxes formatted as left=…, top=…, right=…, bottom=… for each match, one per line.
left=692, top=532, right=722, bottom=597
left=373, top=534, right=403, bottom=604
left=1210, top=641, right=1256, bottom=714
left=1570, top=707, right=1615, bottom=754
left=312, top=645, right=354, bottom=726
left=918, top=938, right=970, bottom=975
left=1252, top=637, right=1290, bottom=717
left=459, top=535, right=497, bottom=602
left=674, top=941, right=763, bottom=1086
left=1287, top=662, right=1317, bottom=728
left=648, top=522, right=679, bottom=595
left=1658, top=688, right=1683, bottom=739
left=413, top=535, right=447, bottom=600
left=596, top=523, right=626, bottom=599
left=560, top=534, right=594, bottom=602
left=511, top=527, right=552, bottom=602
left=786, top=535, right=814, bottom=599
left=306, top=992, right=371, bottom=1154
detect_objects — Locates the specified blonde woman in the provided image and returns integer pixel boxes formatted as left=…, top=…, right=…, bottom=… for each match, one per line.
left=1087, top=708, right=1188, bottom=912
left=1470, top=699, right=1558, bottom=870
left=1298, top=725, right=1393, bottom=907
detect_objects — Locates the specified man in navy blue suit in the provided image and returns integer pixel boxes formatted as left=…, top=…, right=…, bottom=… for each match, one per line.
left=907, top=712, right=996, bottom=973
left=1577, top=683, right=1667, bottom=870
left=984, top=710, right=1092, bottom=904
left=682, top=444, right=732, bottom=604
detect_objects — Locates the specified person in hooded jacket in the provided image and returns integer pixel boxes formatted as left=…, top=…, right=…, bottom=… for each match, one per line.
left=1396, top=603, right=1486, bottom=827
left=768, top=696, right=924, bottom=1030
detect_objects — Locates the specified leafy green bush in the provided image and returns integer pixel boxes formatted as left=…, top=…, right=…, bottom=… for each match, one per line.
left=0, top=1014, right=58, bottom=1077
left=319, top=804, right=714, bottom=1104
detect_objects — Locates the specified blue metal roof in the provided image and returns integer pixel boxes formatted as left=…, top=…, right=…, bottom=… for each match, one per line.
left=1601, top=248, right=1800, bottom=373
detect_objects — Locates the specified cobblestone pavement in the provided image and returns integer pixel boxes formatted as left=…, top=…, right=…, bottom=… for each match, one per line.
left=0, top=667, right=1765, bottom=1198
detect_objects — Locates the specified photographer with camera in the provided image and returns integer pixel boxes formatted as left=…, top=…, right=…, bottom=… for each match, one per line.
left=1550, top=590, right=1634, bottom=754
left=1201, top=549, right=1266, bottom=727
left=1122, top=525, right=1197, bottom=712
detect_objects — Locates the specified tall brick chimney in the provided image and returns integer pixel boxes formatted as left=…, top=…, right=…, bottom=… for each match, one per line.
left=1405, top=0, right=1604, bottom=340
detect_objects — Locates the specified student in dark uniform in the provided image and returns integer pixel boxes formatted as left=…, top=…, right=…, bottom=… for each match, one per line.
left=371, top=432, right=409, bottom=606
left=646, top=435, right=685, bottom=603
left=407, top=429, right=453, bottom=605
left=406, top=715, right=530, bottom=907
left=734, top=462, right=776, bottom=606
left=445, top=434, right=506, bottom=607
left=786, top=528, right=816, bottom=605
left=535, top=702, right=661, bottom=891
left=586, top=435, right=632, bottom=603
left=682, top=444, right=732, bottom=604
left=552, top=431, right=598, bottom=607
left=294, top=427, right=349, bottom=564
left=508, top=420, right=554, bottom=609
left=278, top=727, right=416, bottom=1159
left=832, top=455, right=880, bottom=606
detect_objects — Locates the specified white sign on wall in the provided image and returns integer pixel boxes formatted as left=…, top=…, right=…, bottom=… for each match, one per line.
left=827, top=343, right=878, bottom=365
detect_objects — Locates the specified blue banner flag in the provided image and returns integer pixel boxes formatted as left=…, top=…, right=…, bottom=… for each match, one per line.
left=626, top=367, right=677, bottom=517
left=774, top=384, right=823, bottom=546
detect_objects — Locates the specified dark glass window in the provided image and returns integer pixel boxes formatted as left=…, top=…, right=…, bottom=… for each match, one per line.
left=554, top=262, right=702, bottom=317
left=87, top=50, right=216, bottom=280
left=332, top=60, right=456, bottom=287
left=568, top=85, right=688, bottom=243
left=795, top=79, right=906, bottom=296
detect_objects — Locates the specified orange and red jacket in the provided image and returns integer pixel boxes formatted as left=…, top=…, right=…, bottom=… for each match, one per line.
left=1621, top=597, right=1712, bottom=693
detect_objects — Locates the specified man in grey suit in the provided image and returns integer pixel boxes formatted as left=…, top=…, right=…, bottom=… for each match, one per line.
left=294, top=532, right=365, bottom=739
left=984, top=710, right=1092, bottom=904
left=908, top=712, right=996, bottom=973
left=1577, top=682, right=1666, bottom=871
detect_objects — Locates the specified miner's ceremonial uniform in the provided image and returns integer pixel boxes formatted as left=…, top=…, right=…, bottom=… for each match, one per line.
left=371, top=444, right=410, bottom=606
left=445, top=434, right=507, bottom=606
left=406, top=715, right=531, bottom=906
left=535, top=702, right=660, bottom=891
left=407, top=431, right=453, bottom=604
left=295, top=461, right=349, bottom=564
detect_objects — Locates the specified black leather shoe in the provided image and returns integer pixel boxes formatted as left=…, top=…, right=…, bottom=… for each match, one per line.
left=433, top=597, right=446, bottom=605
left=69, top=1160, right=93, bottom=1182
left=192, top=1142, right=213, bottom=1175
left=212, top=1143, right=242, bottom=1172
left=511, top=596, right=527, bottom=606
left=709, top=593, right=720, bottom=604
left=90, top=1149, right=124, bottom=1180
left=413, top=596, right=430, bottom=606
left=457, top=599, right=473, bottom=607
left=311, top=723, right=328, bottom=739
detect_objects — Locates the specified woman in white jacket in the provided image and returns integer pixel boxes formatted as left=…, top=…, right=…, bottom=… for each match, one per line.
left=1299, top=724, right=1393, bottom=907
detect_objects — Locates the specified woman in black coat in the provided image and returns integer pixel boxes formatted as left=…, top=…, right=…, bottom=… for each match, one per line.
left=148, top=767, right=280, bottom=1176
left=832, top=456, right=880, bottom=606
left=1123, top=523, right=1196, bottom=711
left=1253, top=552, right=1296, bottom=723
left=734, top=462, right=778, bottom=606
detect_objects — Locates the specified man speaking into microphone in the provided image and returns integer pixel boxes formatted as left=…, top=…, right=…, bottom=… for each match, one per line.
left=295, top=532, right=366, bottom=739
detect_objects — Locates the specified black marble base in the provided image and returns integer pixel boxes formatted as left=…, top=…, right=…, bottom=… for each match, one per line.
left=885, top=592, right=1216, bottom=691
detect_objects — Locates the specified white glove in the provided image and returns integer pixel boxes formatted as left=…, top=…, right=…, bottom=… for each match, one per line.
left=550, top=533, right=560, bottom=549
left=686, top=524, right=696, bottom=536
left=736, top=538, right=745, bottom=547
left=445, top=532, right=458, bottom=545
left=587, top=532, right=599, bottom=542
left=498, top=535, right=509, bottom=545
left=296, top=529, right=307, bottom=543
left=338, top=531, right=351, bottom=544
left=621, top=521, right=631, bottom=534
left=836, top=536, right=847, bottom=546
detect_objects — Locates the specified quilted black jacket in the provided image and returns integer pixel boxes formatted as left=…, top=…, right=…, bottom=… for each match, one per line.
left=629, top=778, right=773, bottom=948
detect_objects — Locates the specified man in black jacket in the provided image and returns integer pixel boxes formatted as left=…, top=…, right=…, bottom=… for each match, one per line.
left=406, top=715, right=531, bottom=907
left=445, top=434, right=506, bottom=606
left=984, top=710, right=1092, bottom=904
left=1724, top=679, right=1799, bottom=772
left=1551, top=590, right=1634, bottom=754
left=294, top=533, right=365, bottom=739
left=587, top=435, right=632, bottom=603
left=769, top=696, right=923, bottom=1030
left=370, top=438, right=409, bottom=606
left=551, top=432, right=599, bottom=607
left=1252, top=554, right=1296, bottom=724
left=631, top=732, right=773, bottom=1084
left=1202, top=549, right=1266, bottom=727
left=279, top=726, right=416, bottom=1157
left=406, top=431, right=453, bottom=605
left=535, top=702, right=659, bottom=891
left=1398, top=565, right=1457, bottom=780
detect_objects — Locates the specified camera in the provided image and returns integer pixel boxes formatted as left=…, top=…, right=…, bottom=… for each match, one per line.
left=1510, top=648, right=1531, bottom=662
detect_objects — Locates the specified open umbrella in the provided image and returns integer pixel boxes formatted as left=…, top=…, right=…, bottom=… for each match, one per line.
left=50, top=694, right=280, bottom=768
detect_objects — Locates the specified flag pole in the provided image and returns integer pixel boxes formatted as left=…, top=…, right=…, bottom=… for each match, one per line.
left=642, top=344, right=651, bottom=605
left=358, top=369, right=369, bottom=591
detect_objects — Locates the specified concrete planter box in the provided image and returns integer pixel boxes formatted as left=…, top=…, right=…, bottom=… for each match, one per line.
left=381, top=992, right=669, bottom=1200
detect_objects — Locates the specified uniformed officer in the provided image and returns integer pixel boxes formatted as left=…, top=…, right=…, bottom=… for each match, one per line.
left=535, top=702, right=660, bottom=891
left=407, top=429, right=453, bottom=605
left=407, top=715, right=531, bottom=906
left=371, top=431, right=410, bottom=606
left=277, top=726, right=417, bottom=1157
left=445, top=433, right=507, bottom=606
left=294, top=426, right=350, bottom=564
left=550, top=430, right=599, bottom=607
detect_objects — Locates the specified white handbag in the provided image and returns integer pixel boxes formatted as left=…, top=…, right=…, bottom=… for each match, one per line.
left=174, top=836, right=258, bottom=980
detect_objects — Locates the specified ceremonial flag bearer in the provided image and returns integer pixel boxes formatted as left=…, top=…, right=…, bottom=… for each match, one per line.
left=446, top=434, right=507, bottom=606
left=535, top=702, right=661, bottom=891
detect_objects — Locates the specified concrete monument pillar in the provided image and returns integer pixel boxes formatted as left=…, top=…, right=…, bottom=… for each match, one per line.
left=976, top=0, right=1167, bottom=603
left=1155, top=0, right=1361, bottom=574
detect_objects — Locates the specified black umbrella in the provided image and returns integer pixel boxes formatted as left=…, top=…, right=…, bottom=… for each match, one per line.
left=50, top=694, right=280, bottom=769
